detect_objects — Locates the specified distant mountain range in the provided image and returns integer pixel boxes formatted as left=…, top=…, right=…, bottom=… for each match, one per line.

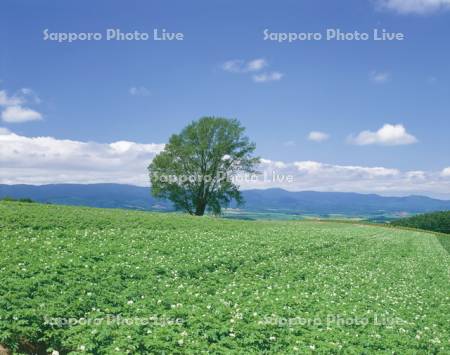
left=1, top=184, right=450, bottom=217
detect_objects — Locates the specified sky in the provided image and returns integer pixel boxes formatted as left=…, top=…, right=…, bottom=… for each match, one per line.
left=0, top=0, right=449, bottom=198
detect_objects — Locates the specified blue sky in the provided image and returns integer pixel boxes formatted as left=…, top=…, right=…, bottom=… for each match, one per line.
left=1, top=0, right=449, bottom=197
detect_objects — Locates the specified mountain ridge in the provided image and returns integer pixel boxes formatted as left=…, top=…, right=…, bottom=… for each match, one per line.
left=1, top=183, right=449, bottom=216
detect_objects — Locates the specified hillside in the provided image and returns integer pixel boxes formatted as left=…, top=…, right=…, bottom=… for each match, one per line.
left=1, top=184, right=450, bottom=217
left=0, top=202, right=449, bottom=353
left=391, top=211, right=450, bottom=234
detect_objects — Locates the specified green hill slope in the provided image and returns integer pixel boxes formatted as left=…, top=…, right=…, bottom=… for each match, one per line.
left=391, top=211, right=450, bottom=235
left=0, top=202, right=449, bottom=354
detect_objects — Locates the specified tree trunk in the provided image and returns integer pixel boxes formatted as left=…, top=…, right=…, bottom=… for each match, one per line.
left=194, top=201, right=206, bottom=216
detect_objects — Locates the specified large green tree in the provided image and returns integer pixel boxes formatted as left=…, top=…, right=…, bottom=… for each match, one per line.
left=148, top=117, right=259, bottom=216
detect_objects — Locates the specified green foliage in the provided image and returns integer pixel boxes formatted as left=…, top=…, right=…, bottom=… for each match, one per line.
left=0, top=202, right=449, bottom=354
left=148, top=117, right=259, bottom=216
left=391, top=211, right=450, bottom=234
left=1, top=197, right=34, bottom=203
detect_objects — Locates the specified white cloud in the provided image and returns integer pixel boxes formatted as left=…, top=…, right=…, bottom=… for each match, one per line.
left=377, top=0, right=450, bottom=14
left=2, top=106, right=42, bottom=123
left=261, top=158, right=287, bottom=169
left=0, top=90, right=24, bottom=106
left=308, top=131, right=330, bottom=142
left=221, top=60, right=243, bottom=73
left=222, top=59, right=283, bottom=83
left=20, top=88, right=42, bottom=104
left=349, top=124, right=418, bottom=146
left=0, top=130, right=164, bottom=185
left=370, top=71, right=390, bottom=84
left=253, top=158, right=450, bottom=197
left=0, top=88, right=43, bottom=123
left=0, top=130, right=448, bottom=197
left=296, top=161, right=399, bottom=177
left=246, top=59, right=268, bottom=72
left=0, top=127, right=11, bottom=135
left=129, top=86, right=151, bottom=97
left=252, top=71, right=284, bottom=83
left=222, top=58, right=268, bottom=73
left=406, top=170, right=427, bottom=180
left=294, top=160, right=324, bottom=173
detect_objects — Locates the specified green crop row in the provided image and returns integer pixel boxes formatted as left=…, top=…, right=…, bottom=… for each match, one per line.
left=0, top=202, right=449, bottom=354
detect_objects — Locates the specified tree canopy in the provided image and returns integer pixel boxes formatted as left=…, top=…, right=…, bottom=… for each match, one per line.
left=148, top=117, right=259, bottom=216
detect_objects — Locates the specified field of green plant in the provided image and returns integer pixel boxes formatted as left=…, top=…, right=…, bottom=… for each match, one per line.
left=0, top=202, right=449, bottom=354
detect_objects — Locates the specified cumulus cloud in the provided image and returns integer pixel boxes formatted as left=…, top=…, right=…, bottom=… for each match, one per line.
left=0, top=90, right=24, bottom=106
left=0, top=126, right=11, bottom=134
left=260, top=158, right=287, bottom=169
left=294, top=161, right=400, bottom=177
left=308, top=131, right=330, bottom=142
left=251, top=158, right=450, bottom=197
left=370, top=71, right=390, bottom=84
left=348, top=124, right=418, bottom=146
left=1, top=130, right=448, bottom=197
left=0, top=88, right=43, bottom=123
left=2, top=106, right=42, bottom=123
left=376, top=0, right=450, bottom=14
left=0, top=130, right=164, bottom=185
left=406, top=170, right=427, bottom=180
left=129, top=86, right=151, bottom=97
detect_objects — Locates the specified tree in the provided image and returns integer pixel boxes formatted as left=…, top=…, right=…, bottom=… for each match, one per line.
left=148, top=117, right=260, bottom=216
